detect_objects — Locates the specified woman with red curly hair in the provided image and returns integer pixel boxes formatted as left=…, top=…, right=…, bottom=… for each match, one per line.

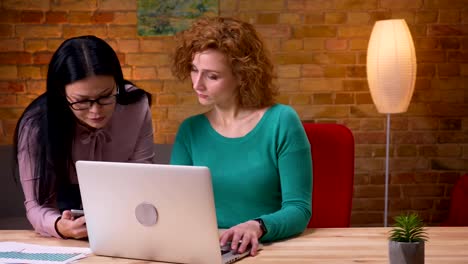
left=170, top=17, right=312, bottom=256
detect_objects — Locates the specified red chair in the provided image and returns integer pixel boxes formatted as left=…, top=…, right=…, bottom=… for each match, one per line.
left=302, top=123, right=355, bottom=228
left=443, top=174, right=468, bottom=226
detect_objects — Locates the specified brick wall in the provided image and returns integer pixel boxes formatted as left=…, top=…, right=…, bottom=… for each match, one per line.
left=0, top=0, right=467, bottom=226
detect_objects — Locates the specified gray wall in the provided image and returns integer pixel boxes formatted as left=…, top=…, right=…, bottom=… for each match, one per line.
left=0, top=144, right=172, bottom=229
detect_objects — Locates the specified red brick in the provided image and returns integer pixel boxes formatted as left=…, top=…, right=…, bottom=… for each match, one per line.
left=280, top=39, right=303, bottom=51
left=3, top=0, right=49, bottom=10
left=393, top=132, right=437, bottom=144
left=328, top=53, right=355, bottom=64
left=448, top=51, right=468, bottom=62
left=335, top=0, right=378, bottom=10
left=313, top=93, right=333, bottom=104
left=302, top=65, right=324, bottom=77
left=0, top=39, right=24, bottom=52
left=21, top=11, right=44, bottom=23
left=381, top=0, right=422, bottom=8
left=0, top=10, right=21, bottom=23
left=93, top=12, right=114, bottom=23
left=425, top=0, right=467, bottom=9
left=16, top=25, right=62, bottom=38
left=24, top=39, right=48, bottom=52
left=300, top=12, right=321, bottom=24
left=354, top=132, right=385, bottom=144
left=26, top=80, right=46, bottom=94
left=0, top=52, right=32, bottom=64
left=99, top=0, right=136, bottom=11
left=126, top=53, right=170, bottom=67
left=51, top=0, right=97, bottom=11
left=17, top=94, right=37, bottom=107
left=133, top=67, right=157, bottom=80
left=416, top=11, right=438, bottom=24
left=0, top=25, right=14, bottom=37
left=439, top=119, right=462, bottom=130
left=419, top=145, right=437, bottom=157
left=438, top=144, right=462, bottom=157
left=354, top=185, right=399, bottom=199
left=274, top=52, right=317, bottom=65
left=417, top=64, right=436, bottom=77
left=410, top=117, right=439, bottom=130
left=369, top=11, right=391, bottom=24
left=343, top=80, right=368, bottom=91
left=113, top=11, right=137, bottom=24
left=439, top=172, right=462, bottom=184
left=432, top=158, right=468, bottom=171
left=0, top=81, right=25, bottom=93
left=18, top=66, right=42, bottom=79
left=335, top=93, right=354, bottom=104
left=356, top=93, right=373, bottom=104
left=353, top=198, right=384, bottom=211
left=437, top=131, right=468, bottom=144
left=440, top=38, right=460, bottom=49
left=46, top=11, right=68, bottom=23
left=346, top=65, right=366, bottom=77
left=108, top=25, right=137, bottom=38
left=33, top=52, right=53, bottom=65
left=293, top=25, right=336, bottom=38
left=287, top=0, right=333, bottom=10
left=257, top=13, right=280, bottom=24
left=439, top=10, right=461, bottom=23
left=361, top=118, right=384, bottom=131
left=350, top=105, right=380, bottom=117
left=323, top=66, right=346, bottom=77
left=428, top=25, right=468, bottom=36
left=351, top=212, right=383, bottom=226
left=389, top=198, right=412, bottom=211
left=338, top=26, right=372, bottom=38
left=442, top=90, right=464, bottom=103
left=277, top=65, right=301, bottom=78
left=69, top=11, right=93, bottom=23
left=325, top=12, right=347, bottom=24
left=417, top=51, right=446, bottom=63
left=403, top=185, right=445, bottom=197
left=62, top=25, right=107, bottom=39
left=0, top=66, right=17, bottom=80
left=429, top=103, right=468, bottom=116
left=415, top=37, right=439, bottom=49
left=325, top=39, right=347, bottom=50
left=140, top=39, right=174, bottom=52
left=256, top=25, right=291, bottom=38
left=0, top=95, right=17, bottom=106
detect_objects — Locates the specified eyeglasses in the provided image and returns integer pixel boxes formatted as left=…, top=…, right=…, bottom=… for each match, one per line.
left=68, top=93, right=118, bottom=110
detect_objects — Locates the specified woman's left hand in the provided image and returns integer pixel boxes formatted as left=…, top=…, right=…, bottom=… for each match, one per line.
left=219, top=220, right=263, bottom=256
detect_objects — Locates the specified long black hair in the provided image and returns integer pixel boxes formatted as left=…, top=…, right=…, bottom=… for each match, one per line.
left=13, top=35, right=151, bottom=205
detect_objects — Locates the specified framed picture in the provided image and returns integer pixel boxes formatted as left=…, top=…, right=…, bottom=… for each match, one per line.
left=138, top=0, right=219, bottom=36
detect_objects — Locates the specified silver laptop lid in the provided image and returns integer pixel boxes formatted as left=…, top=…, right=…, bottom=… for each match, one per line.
left=75, top=161, right=223, bottom=264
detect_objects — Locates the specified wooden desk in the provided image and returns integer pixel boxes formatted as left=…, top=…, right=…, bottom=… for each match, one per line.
left=1, top=227, right=467, bottom=263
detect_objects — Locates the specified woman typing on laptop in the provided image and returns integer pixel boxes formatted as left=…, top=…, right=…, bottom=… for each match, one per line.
left=170, top=17, right=312, bottom=256
left=14, top=36, right=155, bottom=239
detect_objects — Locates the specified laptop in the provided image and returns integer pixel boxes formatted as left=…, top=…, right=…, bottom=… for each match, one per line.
left=75, top=160, right=261, bottom=264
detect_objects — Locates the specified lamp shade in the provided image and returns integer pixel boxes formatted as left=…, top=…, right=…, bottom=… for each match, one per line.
left=366, top=19, right=416, bottom=114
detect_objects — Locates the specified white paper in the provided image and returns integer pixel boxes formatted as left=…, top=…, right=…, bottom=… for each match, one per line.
left=0, top=242, right=91, bottom=264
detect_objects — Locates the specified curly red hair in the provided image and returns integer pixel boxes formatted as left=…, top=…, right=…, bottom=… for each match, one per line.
left=171, top=16, right=278, bottom=108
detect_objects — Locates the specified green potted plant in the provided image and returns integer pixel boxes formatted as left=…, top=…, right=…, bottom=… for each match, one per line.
left=389, top=213, right=428, bottom=264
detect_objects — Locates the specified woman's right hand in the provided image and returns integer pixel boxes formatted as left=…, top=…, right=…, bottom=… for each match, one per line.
left=56, top=210, right=87, bottom=239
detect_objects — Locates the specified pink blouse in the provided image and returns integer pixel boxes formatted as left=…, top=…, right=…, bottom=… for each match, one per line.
left=17, top=85, right=154, bottom=238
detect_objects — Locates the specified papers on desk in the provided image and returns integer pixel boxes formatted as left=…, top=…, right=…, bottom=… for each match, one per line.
left=0, top=242, right=91, bottom=264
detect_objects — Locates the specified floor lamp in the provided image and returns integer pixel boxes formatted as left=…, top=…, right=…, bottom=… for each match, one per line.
left=366, top=19, right=417, bottom=227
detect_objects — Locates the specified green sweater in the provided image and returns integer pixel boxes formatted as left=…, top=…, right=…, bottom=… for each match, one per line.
left=170, top=104, right=312, bottom=242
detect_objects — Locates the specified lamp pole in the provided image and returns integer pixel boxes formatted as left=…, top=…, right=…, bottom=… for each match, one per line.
left=384, top=114, right=390, bottom=227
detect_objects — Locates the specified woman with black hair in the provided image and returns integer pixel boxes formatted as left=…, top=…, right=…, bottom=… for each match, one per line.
left=14, top=35, right=155, bottom=239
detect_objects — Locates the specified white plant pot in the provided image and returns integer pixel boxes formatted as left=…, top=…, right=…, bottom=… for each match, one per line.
left=389, top=240, right=424, bottom=264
